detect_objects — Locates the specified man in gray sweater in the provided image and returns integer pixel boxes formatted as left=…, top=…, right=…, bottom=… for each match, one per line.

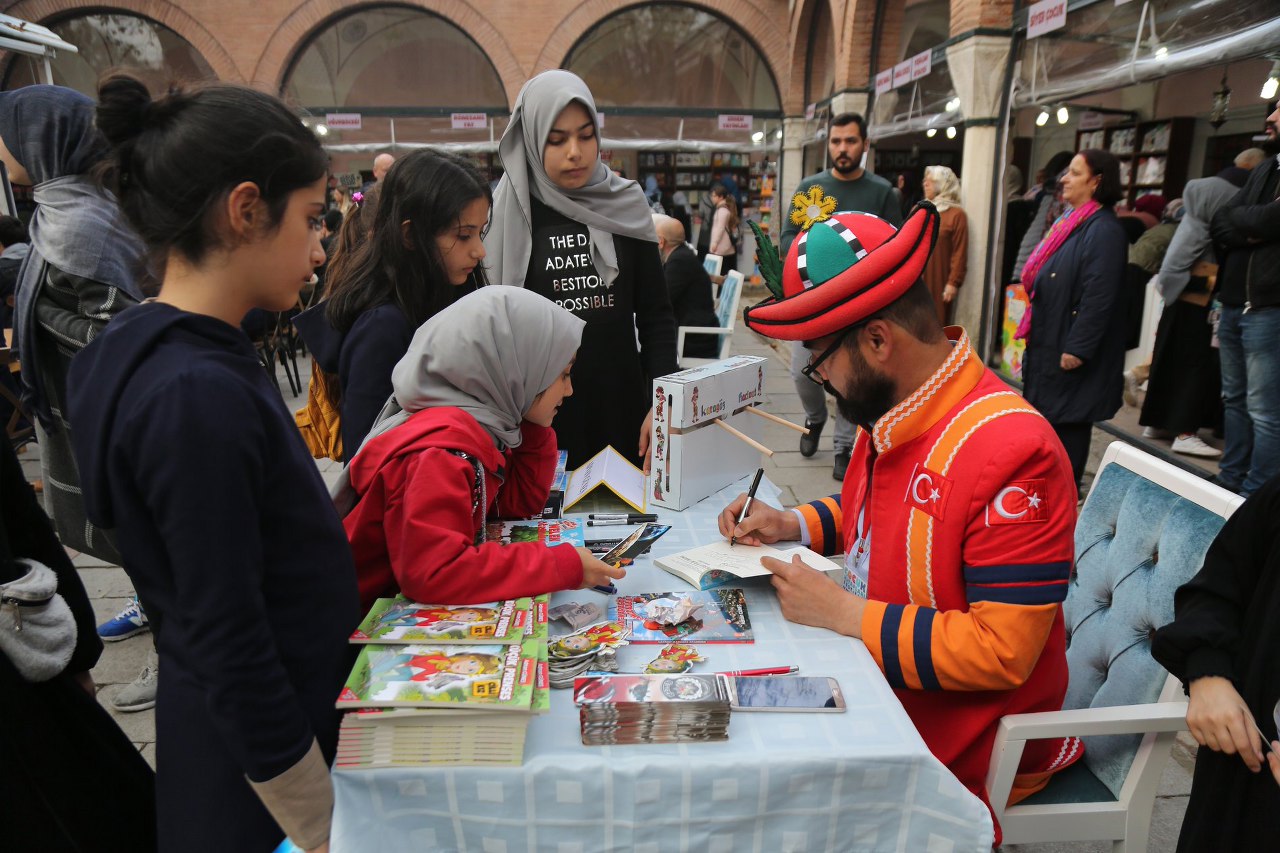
left=779, top=113, right=900, bottom=480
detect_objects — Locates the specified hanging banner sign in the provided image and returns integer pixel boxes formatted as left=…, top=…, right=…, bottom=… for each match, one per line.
left=325, top=112, right=361, bottom=130
left=596, top=112, right=606, bottom=129
left=911, top=50, right=932, bottom=81
left=717, top=114, right=753, bottom=131
left=875, top=69, right=893, bottom=95
left=893, top=61, right=912, bottom=89
left=805, top=102, right=816, bottom=120
left=1027, top=0, right=1068, bottom=40
left=450, top=112, right=488, bottom=130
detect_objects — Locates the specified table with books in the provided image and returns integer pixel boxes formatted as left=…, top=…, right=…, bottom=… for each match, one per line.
left=330, top=474, right=995, bottom=852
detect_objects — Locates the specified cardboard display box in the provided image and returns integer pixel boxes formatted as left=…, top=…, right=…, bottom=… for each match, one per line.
left=650, top=356, right=769, bottom=510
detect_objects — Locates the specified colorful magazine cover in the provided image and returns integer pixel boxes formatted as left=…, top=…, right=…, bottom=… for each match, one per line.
left=609, top=589, right=754, bottom=644
left=337, top=639, right=539, bottom=710
left=486, top=518, right=584, bottom=548
left=350, top=596, right=530, bottom=644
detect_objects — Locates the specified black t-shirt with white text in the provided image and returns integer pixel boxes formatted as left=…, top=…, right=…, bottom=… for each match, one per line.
left=523, top=196, right=678, bottom=467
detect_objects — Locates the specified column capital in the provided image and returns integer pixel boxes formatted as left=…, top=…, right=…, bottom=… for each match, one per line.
left=944, top=34, right=1013, bottom=122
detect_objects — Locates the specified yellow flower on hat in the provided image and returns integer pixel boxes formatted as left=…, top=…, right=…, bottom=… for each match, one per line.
left=790, top=186, right=838, bottom=231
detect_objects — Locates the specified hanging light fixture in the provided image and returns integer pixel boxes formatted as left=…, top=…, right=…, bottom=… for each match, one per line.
left=946, top=126, right=957, bottom=139
left=1056, top=104, right=1070, bottom=125
left=1210, top=69, right=1232, bottom=130
left=1036, top=108, right=1050, bottom=127
left=926, top=127, right=938, bottom=138
left=315, top=124, right=329, bottom=137
left=1261, top=59, right=1280, bottom=100
left=945, top=96, right=961, bottom=113
left=751, top=131, right=764, bottom=143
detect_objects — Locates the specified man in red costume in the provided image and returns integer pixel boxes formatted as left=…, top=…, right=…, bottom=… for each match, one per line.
left=719, top=199, right=1082, bottom=840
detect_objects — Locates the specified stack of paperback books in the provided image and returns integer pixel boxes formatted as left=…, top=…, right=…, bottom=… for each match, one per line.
left=335, top=595, right=550, bottom=768
left=573, top=673, right=731, bottom=745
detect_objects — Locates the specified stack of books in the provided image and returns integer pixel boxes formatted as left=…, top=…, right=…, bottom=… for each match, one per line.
left=335, top=595, right=549, bottom=768
left=573, top=673, right=732, bottom=745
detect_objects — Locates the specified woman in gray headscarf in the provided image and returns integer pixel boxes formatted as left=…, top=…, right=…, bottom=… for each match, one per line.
left=485, top=70, right=678, bottom=469
left=340, top=286, right=623, bottom=611
left=0, top=85, right=148, bottom=564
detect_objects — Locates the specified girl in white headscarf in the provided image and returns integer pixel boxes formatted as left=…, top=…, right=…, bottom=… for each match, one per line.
left=921, top=165, right=969, bottom=325
left=340, top=286, right=624, bottom=611
left=485, top=70, right=678, bottom=469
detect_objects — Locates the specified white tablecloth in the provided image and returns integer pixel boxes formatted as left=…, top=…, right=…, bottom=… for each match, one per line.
left=332, top=475, right=994, bottom=852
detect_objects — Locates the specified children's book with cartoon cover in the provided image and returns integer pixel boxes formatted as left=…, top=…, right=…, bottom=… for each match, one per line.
left=525, top=594, right=549, bottom=641
left=609, top=589, right=754, bottom=644
left=337, top=639, right=540, bottom=710
left=350, top=596, right=531, bottom=644
left=485, top=518, right=584, bottom=548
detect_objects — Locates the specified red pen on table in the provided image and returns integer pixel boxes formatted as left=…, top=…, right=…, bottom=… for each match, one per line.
left=717, top=666, right=799, bottom=677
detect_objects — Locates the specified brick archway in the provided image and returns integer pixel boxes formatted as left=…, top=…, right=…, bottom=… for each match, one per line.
left=2, top=0, right=241, bottom=82
left=535, top=0, right=791, bottom=113
left=785, top=0, right=834, bottom=114
left=252, top=0, right=521, bottom=107
left=831, top=0, right=880, bottom=95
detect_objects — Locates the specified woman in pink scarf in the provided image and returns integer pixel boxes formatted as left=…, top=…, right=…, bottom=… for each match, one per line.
left=1018, top=150, right=1129, bottom=493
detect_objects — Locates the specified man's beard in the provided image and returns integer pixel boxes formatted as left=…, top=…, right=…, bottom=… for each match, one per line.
left=1263, top=123, right=1280, bottom=155
left=824, top=348, right=897, bottom=429
left=832, top=156, right=858, bottom=175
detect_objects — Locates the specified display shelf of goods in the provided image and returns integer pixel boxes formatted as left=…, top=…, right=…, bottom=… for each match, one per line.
left=1078, top=130, right=1105, bottom=150
left=1118, top=159, right=1133, bottom=186
left=1141, top=123, right=1172, bottom=153
left=1108, top=127, right=1136, bottom=155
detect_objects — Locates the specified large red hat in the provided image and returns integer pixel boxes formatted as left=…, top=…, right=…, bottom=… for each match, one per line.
left=744, top=201, right=940, bottom=341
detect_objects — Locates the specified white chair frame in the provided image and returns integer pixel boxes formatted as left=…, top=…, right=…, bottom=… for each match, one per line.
left=986, top=441, right=1243, bottom=852
left=677, top=269, right=744, bottom=369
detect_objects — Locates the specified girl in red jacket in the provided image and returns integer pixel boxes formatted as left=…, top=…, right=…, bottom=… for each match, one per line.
left=337, top=286, right=625, bottom=610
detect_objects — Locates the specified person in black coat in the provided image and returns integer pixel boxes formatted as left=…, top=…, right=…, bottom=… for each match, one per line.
left=1020, top=150, right=1129, bottom=491
left=0, top=438, right=156, bottom=851
left=1151, top=472, right=1280, bottom=851
left=654, top=214, right=719, bottom=359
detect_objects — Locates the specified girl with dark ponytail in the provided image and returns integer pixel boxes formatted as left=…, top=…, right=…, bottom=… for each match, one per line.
left=67, top=74, right=359, bottom=853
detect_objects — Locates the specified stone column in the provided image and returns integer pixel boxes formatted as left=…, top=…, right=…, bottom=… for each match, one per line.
left=944, top=35, right=1013, bottom=345
left=779, top=116, right=810, bottom=205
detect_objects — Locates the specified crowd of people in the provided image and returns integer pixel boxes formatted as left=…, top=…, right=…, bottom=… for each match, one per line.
left=0, top=60, right=1277, bottom=852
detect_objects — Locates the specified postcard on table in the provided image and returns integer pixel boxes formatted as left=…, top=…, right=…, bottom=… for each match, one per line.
left=654, top=540, right=842, bottom=590
left=562, top=445, right=646, bottom=513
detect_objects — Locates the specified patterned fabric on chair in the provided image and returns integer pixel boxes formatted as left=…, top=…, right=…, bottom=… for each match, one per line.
left=1057, top=463, right=1230, bottom=797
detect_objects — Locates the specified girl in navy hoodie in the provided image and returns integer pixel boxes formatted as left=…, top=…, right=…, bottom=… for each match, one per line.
left=294, top=150, right=491, bottom=461
left=67, top=74, right=359, bottom=852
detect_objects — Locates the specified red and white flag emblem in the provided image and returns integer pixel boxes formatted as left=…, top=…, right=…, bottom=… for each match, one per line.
left=985, top=479, right=1048, bottom=526
left=904, top=463, right=953, bottom=520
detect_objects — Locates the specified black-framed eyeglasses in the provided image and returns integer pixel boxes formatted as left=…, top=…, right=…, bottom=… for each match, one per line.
left=800, top=325, right=859, bottom=386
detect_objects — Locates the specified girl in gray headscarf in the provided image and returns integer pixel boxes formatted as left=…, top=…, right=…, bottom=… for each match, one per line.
left=484, top=70, right=678, bottom=470
left=0, top=85, right=148, bottom=566
left=341, top=286, right=624, bottom=610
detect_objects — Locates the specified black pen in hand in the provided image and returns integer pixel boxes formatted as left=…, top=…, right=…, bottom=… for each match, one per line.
left=730, top=467, right=765, bottom=548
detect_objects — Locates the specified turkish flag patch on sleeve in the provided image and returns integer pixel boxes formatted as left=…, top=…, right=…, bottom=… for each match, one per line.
left=904, top=463, right=954, bottom=520
left=985, top=479, right=1048, bottom=526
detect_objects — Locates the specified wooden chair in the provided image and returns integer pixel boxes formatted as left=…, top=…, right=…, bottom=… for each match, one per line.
left=986, top=441, right=1243, bottom=851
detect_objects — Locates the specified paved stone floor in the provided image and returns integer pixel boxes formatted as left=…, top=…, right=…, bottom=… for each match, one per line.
left=20, top=314, right=1196, bottom=851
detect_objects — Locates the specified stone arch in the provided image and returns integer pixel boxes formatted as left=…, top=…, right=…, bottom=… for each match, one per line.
left=785, top=0, right=837, bottom=112
left=831, top=0, right=880, bottom=94
left=2, top=0, right=240, bottom=81
left=252, top=0, right=521, bottom=106
left=536, top=0, right=790, bottom=112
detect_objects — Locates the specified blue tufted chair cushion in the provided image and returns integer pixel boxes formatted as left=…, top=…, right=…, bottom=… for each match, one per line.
left=1063, top=464, right=1228, bottom=797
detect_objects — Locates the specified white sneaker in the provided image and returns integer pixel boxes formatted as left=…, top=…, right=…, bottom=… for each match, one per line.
left=1123, top=370, right=1142, bottom=407
left=1142, top=426, right=1174, bottom=439
left=1171, top=434, right=1222, bottom=458
left=112, top=649, right=158, bottom=713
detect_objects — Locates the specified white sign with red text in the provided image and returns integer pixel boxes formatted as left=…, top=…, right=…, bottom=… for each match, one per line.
left=325, top=113, right=361, bottom=130
left=450, top=113, right=488, bottom=130
left=1027, top=0, right=1068, bottom=39
left=875, top=69, right=893, bottom=95
left=893, top=61, right=913, bottom=89
left=717, top=114, right=753, bottom=132
left=911, top=50, right=932, bottom=81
